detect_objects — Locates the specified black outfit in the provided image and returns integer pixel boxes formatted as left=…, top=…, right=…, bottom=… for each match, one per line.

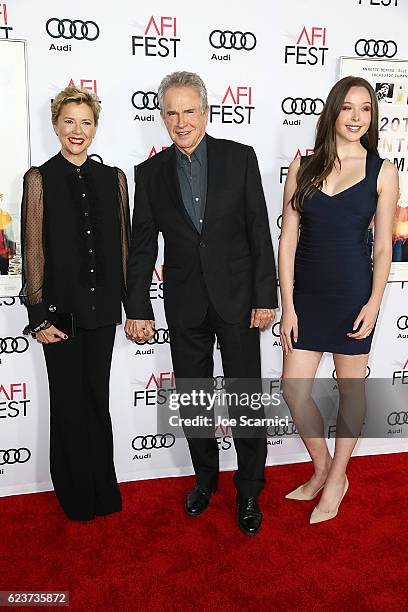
left=293, top=152, right=384, bottom=355
left=0, top=257, right=9, bottom=275
left=20, top=152, right=130, bottom=520
left=127, top=134, right=278, bottom=498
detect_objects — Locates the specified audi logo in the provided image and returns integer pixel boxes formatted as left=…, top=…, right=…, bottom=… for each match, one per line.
left=332, top=365, right=371, bottom=379
left=387, top=412, right=408, bottom=426
left=355, top=39, right=397, bottom=58
left=209, top=30, right=257, bottom=51
left=281, top=97, right=324, bottom=116
left=132, top=91, right=159, bottom=111
left=0, top=448, right=31, bottom=465
left=0, top=337, right=29, bottom=354
left=397, top=316, right=408, bottom=330
left=135, top=328, right=170, bottom=345
left=0, top=297, right=16, bottom=306
left=267, top=421, right=297, bottom=437
left=272, top=322, right=281, bottom=338
left=46, top=18, right=100, bottom=41
left=132, top=434, right=175, bottom=451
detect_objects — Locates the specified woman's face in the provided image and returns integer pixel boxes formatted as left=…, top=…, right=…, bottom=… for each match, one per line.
left=335, top=86, right=372, bottom=144
left=54, top=102, right=96, bottom=161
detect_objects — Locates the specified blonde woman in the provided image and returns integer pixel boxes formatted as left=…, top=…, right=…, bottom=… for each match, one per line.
left=20, top=87, right=130, bottom=520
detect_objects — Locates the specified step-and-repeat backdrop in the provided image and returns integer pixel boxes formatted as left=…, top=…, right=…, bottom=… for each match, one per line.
left=1, top=0, right=407, bottom=496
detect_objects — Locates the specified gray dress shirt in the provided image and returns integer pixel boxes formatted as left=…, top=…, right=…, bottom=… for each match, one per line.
left=175, top=135, right=207, bottom=233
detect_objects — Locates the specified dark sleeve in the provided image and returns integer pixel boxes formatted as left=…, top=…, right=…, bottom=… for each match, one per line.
left=244, top=147, right=278, bottom=309
left=125, top=167, right=158, bottom=320
left=19, top=167, right=49, bottom=329
left=116, top=168, right=131, bottom=306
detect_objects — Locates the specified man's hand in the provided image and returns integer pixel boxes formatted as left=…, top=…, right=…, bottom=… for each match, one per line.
left=125, top=319, right=155, bottom=342
left=250, top=308, right=275, bottom=330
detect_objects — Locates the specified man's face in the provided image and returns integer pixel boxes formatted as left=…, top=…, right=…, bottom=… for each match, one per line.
left=161, top=86, right=208, bottom=156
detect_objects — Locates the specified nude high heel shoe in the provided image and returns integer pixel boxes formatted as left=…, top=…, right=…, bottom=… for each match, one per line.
left=309, top=476, right=349, bottom=524
left=285, top=483, right=325, bottom=501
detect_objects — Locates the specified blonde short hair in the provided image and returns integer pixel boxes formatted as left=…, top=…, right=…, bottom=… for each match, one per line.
left=51, top=86, right=100, bottom=125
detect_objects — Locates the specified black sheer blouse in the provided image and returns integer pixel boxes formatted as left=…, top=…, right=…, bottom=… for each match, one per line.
left=20, top=152, right=130, bottom=330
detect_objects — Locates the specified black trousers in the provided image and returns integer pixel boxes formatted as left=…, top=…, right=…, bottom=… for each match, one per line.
left=43, top=325, right=122, bottom=520
left=169, top=302, right=267, bottom=498
left=0, top=256, right=9, bottom=275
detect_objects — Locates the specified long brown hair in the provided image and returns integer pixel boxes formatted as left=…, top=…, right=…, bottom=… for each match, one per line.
left=290, top=76, right=379, bottom=211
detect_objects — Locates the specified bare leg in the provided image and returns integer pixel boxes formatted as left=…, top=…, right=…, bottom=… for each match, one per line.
left=282, top=349, right=331, bottom=497
left=316, top=352, right=369, bottom=513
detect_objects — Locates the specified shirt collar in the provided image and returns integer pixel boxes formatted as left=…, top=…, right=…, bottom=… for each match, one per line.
left=57, top=151, right=92, bottom=173
left=175, top=133, right=207, bottom=165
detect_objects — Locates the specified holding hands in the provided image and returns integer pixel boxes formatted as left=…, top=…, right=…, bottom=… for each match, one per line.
left=250, top=308, right=275, bottom=330
left=125, top=319, right=155, bottom=342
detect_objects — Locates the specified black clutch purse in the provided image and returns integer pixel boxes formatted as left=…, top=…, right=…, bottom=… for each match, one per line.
left=48, top=312, right=77, bottom=338
left=24, top=312, right=77, bottom=339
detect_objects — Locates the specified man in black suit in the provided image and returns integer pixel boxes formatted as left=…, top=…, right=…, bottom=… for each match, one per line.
left=125, top=71, right=277, bottom=535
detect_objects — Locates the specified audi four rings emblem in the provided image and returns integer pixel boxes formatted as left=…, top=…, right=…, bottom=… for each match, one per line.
left=46, top=18, right=100, bottom=41
left=332, top=366, right=371, bottom=379
left=355, top=39, right=397, bottom=58
left=135, top=328, right=170, bottom=345
left=209, top=30, right=257, bottom=51
left=132, top=434, right=175, bottom=451
left=387, top=412, right=408, bottom=426
left=0, top=337, right=29, bottom=354
left=132, top=91, right=159, bottom=111
left=272, top=322, right=281, bottom=338
left=267, top=422, right=297, bottom=437
left=281, top=97, right=324, bottom=116
left=397, top=316, right=408, bottom=330
left=0, top=448, right=31, bottom=465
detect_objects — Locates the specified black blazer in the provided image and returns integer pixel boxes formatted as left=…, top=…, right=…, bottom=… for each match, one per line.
left=126, top=135, right=277, bottom=326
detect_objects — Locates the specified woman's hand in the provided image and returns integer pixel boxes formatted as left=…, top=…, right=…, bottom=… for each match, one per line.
left=280, top=308, right=298, bottom=355
left=35, top=325, right=68, bottom=344
left=347, top=300, right=379, bottom=340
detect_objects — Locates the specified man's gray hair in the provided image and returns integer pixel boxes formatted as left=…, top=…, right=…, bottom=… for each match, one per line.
left=158, top=71, right=208, bottom=113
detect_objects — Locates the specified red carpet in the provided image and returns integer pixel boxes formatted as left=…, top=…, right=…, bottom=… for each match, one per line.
left=1, top=453, right=407, bottom=611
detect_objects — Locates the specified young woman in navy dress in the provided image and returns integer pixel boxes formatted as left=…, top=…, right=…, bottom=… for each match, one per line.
left=279, top=76, right=399, bottom=523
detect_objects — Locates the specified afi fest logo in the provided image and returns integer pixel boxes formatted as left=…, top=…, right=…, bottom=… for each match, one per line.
left=0, top=383, right=31, bottom=419
left=285, top=26, right=328, bottom=66
left=133, top=371, right=176, bottom=407
left=0, top=3, right=12, bottom=38
left=357, top=0, right=398, bottom=5
left=51, top=79, right=98, bottom=106
left=210, top=86, right=254, bottom=125
left=392, top=358, right=408, bottom=385
left=68, top=78, right=97, bottom=94
left=279, top=148, right=314, bottom=184
left=132, top=16, right=180, bottom=58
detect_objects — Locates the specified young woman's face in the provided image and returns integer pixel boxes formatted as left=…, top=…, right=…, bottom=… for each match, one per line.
left=335, top=86, right=372, bottom=144
left=54, top=102, right=96, bottom=161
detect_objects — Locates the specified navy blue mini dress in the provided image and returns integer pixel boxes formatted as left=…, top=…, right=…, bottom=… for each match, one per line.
left=293, top=152, right=384, bottom=355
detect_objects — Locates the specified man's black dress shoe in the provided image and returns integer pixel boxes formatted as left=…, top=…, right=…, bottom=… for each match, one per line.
left=237, top=496, right=262, bottom=536
left=185, top=484, right=215, bottom=516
